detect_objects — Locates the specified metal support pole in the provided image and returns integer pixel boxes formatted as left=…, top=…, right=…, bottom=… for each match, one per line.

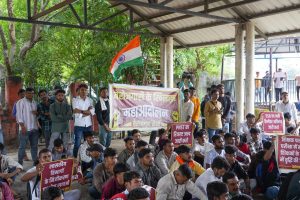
left=245, top=21, right=255, bottom=114
left=269, top=48, right=273, bottom=110
left=235, top=24, right=245, bottom=131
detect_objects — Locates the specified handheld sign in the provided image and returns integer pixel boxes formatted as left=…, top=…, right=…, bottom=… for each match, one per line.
left=261, top=112, right=284, bottom=135
left=171, top=122, right=193, bottom=146
left=277, top=135, right=300, bottom=173
left=41, top=159, right=74, bottom=192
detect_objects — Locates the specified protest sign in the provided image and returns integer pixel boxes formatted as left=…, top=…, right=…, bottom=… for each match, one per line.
left=277, top=135, right=300, bottom=173
left=261, top=112, right=284, bottom=135
left=41, top=159, right=73, bottom=192
left=109, top=84, right=180, bottom=131
left=171, top=122, right=193, bottom=146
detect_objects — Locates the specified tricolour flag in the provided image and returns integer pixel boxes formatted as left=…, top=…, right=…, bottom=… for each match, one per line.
left=109, top=35, right=143, bottom=78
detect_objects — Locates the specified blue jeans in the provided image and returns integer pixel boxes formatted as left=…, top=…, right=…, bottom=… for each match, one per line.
left=99, top=125, right=111, bottom=148
left=73, top=126, right=92, bottom=157
left=207, top=128, right=217, bottom=142
left=18, top=129, right=39, bottom=165
left=265, top=186, right=279, bottom=200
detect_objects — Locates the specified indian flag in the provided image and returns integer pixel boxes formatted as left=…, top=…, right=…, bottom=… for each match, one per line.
left=109, top=35, right=144, bottom=78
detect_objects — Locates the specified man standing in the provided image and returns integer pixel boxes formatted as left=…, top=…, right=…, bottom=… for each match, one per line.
left=16, top=87, right=39, bottom=165
left=217, top=84, right=231, bottom=133
left=49, top=89, right=72, bottom=151
left=275, top=91, right=298, bottom=124
left=95, top=87, right=111, bottom=148
left=273, top=68, right=287, bottom=102
left=37, top=89, right=52, bottom=148
left=255, top=72, right=262, bottom=104
left=295, top=74, right=300, bottom=101
left=181, top=89, right=194, bottom=122
left=204, top=89, right=223, bottom=142
left=190, top=87, right=200, bottom=129
left=72, top=83, right=95, bottom=157
left=262, top=71, right=271, bottom=104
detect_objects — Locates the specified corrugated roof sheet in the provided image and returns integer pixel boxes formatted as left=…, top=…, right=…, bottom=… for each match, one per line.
left=112, top=0, right=300, bottom=48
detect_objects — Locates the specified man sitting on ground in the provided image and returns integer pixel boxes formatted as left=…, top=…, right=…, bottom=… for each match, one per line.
left=111, top=171, right=155, bottom=200
left=134, top=148, right=161, bottom=188
left=156, top=164, right=207, bottom=200
left=127, top=187, right=149, bottom=200
left=222, top=172, right=242, bottom=199
left=195, top=156, right=230, bottom=195
left=51, top=138, right=72, bottom=161
left=127, top=140, right=148, bottom=170
left=155, top=139, right=177, bottom=176
left=193, top=129, right=214, bottom=166
left=21, top=148, right=80, bottom=200
left=132, top=129, right=141, bottom=145
left=42, top=186, right=64, bottom=200
left=170, top=145, right=205, bottom=178
left=224, top=133, right=250, bottom=164
left=247, top=128, right=263, bottom=157
left=207, top=181, right=229, bottom=200
left=101, top=163, right=130, bottom=199
left=118, top=136, right=135, bottom=164
left=224, top=145, right=252, bottom=194
left=204, top=134, right=225, bottom=169
left=89, top=148, right=117, bottom=199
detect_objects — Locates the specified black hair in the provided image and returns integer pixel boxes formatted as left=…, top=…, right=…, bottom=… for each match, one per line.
left=54, top=85, right=62, bottom=90
left=138, top=148, right=152, bottom=159
left=42, top=186, right=63, bottom=200
left=211, top=156, right=230, bottom=171
left=124, top=136, right=134, bottom=143
left=132, top=129, right=140, bottom=135
left=189, top=86, right=196, bottom=90
left=53, top=138, right=63, bottom=148
left=224, top=133, right=234, bottom=141
left=178, top=163, right=193, bottom=179
left=217, top=84, right=224, bottom=89
left=99, top=87, right=108, bottom=92
left=222, top=171, right=237, bottom=183
left=55, top=89, right=66, bottom=96
left=161, top=139, right=172, bottom=148
left=249, top=128, right=260, bottom=134
left=211, top=84, right=217, bottom=89
left=39, top=148, right=51, bottom=158
left=123, top=171, right=141, bottom=183
left=175, top=145, right=191, bottom=154
left=194, top=129, right=207, bottom=138
left=224, top=145, right=237, bottom=155
left=83, top=131, right=94, bottom=140
left=77, top=83, right=88, bottom=90
left=287, top=126, right=295, bottom=133
left=183, top=89, right=190, bottom=93
left=158, top=128, right=166, bottom=137
left=113, top=163, right=129, bottom=175
left=136, top=140, right=148, bottom=148
left=210, top=89, right=219, bottom=95
left=38, top=89, right=47, bottom=96
left=127, top=187, right=149, bottom=200
left=231, top=194, right=253, bottom=200
left=263, top=141, right=272, bottom=150
left=104, top=148, right=117, bottom=158
left=212, top=134, right=221, bottom=143
left=25, top=87, right=34, bottom=92
left=284, top=112, right=292, bottom=120
left=207, top=181, right=228, bottom=200
left=245, top=113, right=255, bottom=119
left=18, top=88, right=25, bottom=95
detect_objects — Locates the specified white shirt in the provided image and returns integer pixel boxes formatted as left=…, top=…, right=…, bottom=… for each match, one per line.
left=181, top=100, right=194, bottom=122
left=0, top=155, right=23, bottom=172
left=27, top=167, right=40, bottom=200
left=204, top=148, right=225, bottom=168
left=195, top=168, right=221, bottom=195
left=275, top=101, right=298, bottom=122
left=274, top=71, right=286, bottom=88
left=192, top=141, right=214, bottom=161
left=239, top=121, right=262, bottom=142
left=16, top=98, right=38, bottom=131
left=72, top=96, right=95, bottom=127
left=77, top=141, right=105, bottom=163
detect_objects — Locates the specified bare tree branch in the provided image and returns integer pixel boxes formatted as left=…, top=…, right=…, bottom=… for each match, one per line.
left=0, top=25, right=12, bottom=75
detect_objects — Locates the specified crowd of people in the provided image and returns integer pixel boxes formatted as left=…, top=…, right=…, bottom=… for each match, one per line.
left=0, top=77, right=299, bottom=200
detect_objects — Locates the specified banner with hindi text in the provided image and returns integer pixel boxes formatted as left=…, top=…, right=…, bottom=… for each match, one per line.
left=261, top=112, right=285, bottom=135
left=109, top=84, right=180, bottom=131
left=171, top=122, right=193, bottom=146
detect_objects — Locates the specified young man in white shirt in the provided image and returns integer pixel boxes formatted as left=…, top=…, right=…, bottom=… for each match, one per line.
left=72, top=83, right=95, bottom=157
left=181, top=89, right=194, bottom=122
left=195, top=156, right=230, bottom=195
left=155, top=139, right=177, bottom=176
left=273, top=68, right=287, bottom=102
left=204, top=134, right=225, bottom=169
left=193, top=129, right=214, bottom=166
left=275, top=91, right=298, bottom=124
left=16, top=87, right=39, bottom=165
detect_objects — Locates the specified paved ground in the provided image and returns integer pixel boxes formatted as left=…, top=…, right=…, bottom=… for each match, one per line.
left=10, top=134, right=150, bottom=200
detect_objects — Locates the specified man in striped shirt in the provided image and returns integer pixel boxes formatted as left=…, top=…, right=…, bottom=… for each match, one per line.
left=16, top=87, right=39, bottom=165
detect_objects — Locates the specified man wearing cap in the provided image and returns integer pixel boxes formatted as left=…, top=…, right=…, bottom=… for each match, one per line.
left=49, top=89, right=72, bottom=151
left=275, top=91, right=298, bottom=124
